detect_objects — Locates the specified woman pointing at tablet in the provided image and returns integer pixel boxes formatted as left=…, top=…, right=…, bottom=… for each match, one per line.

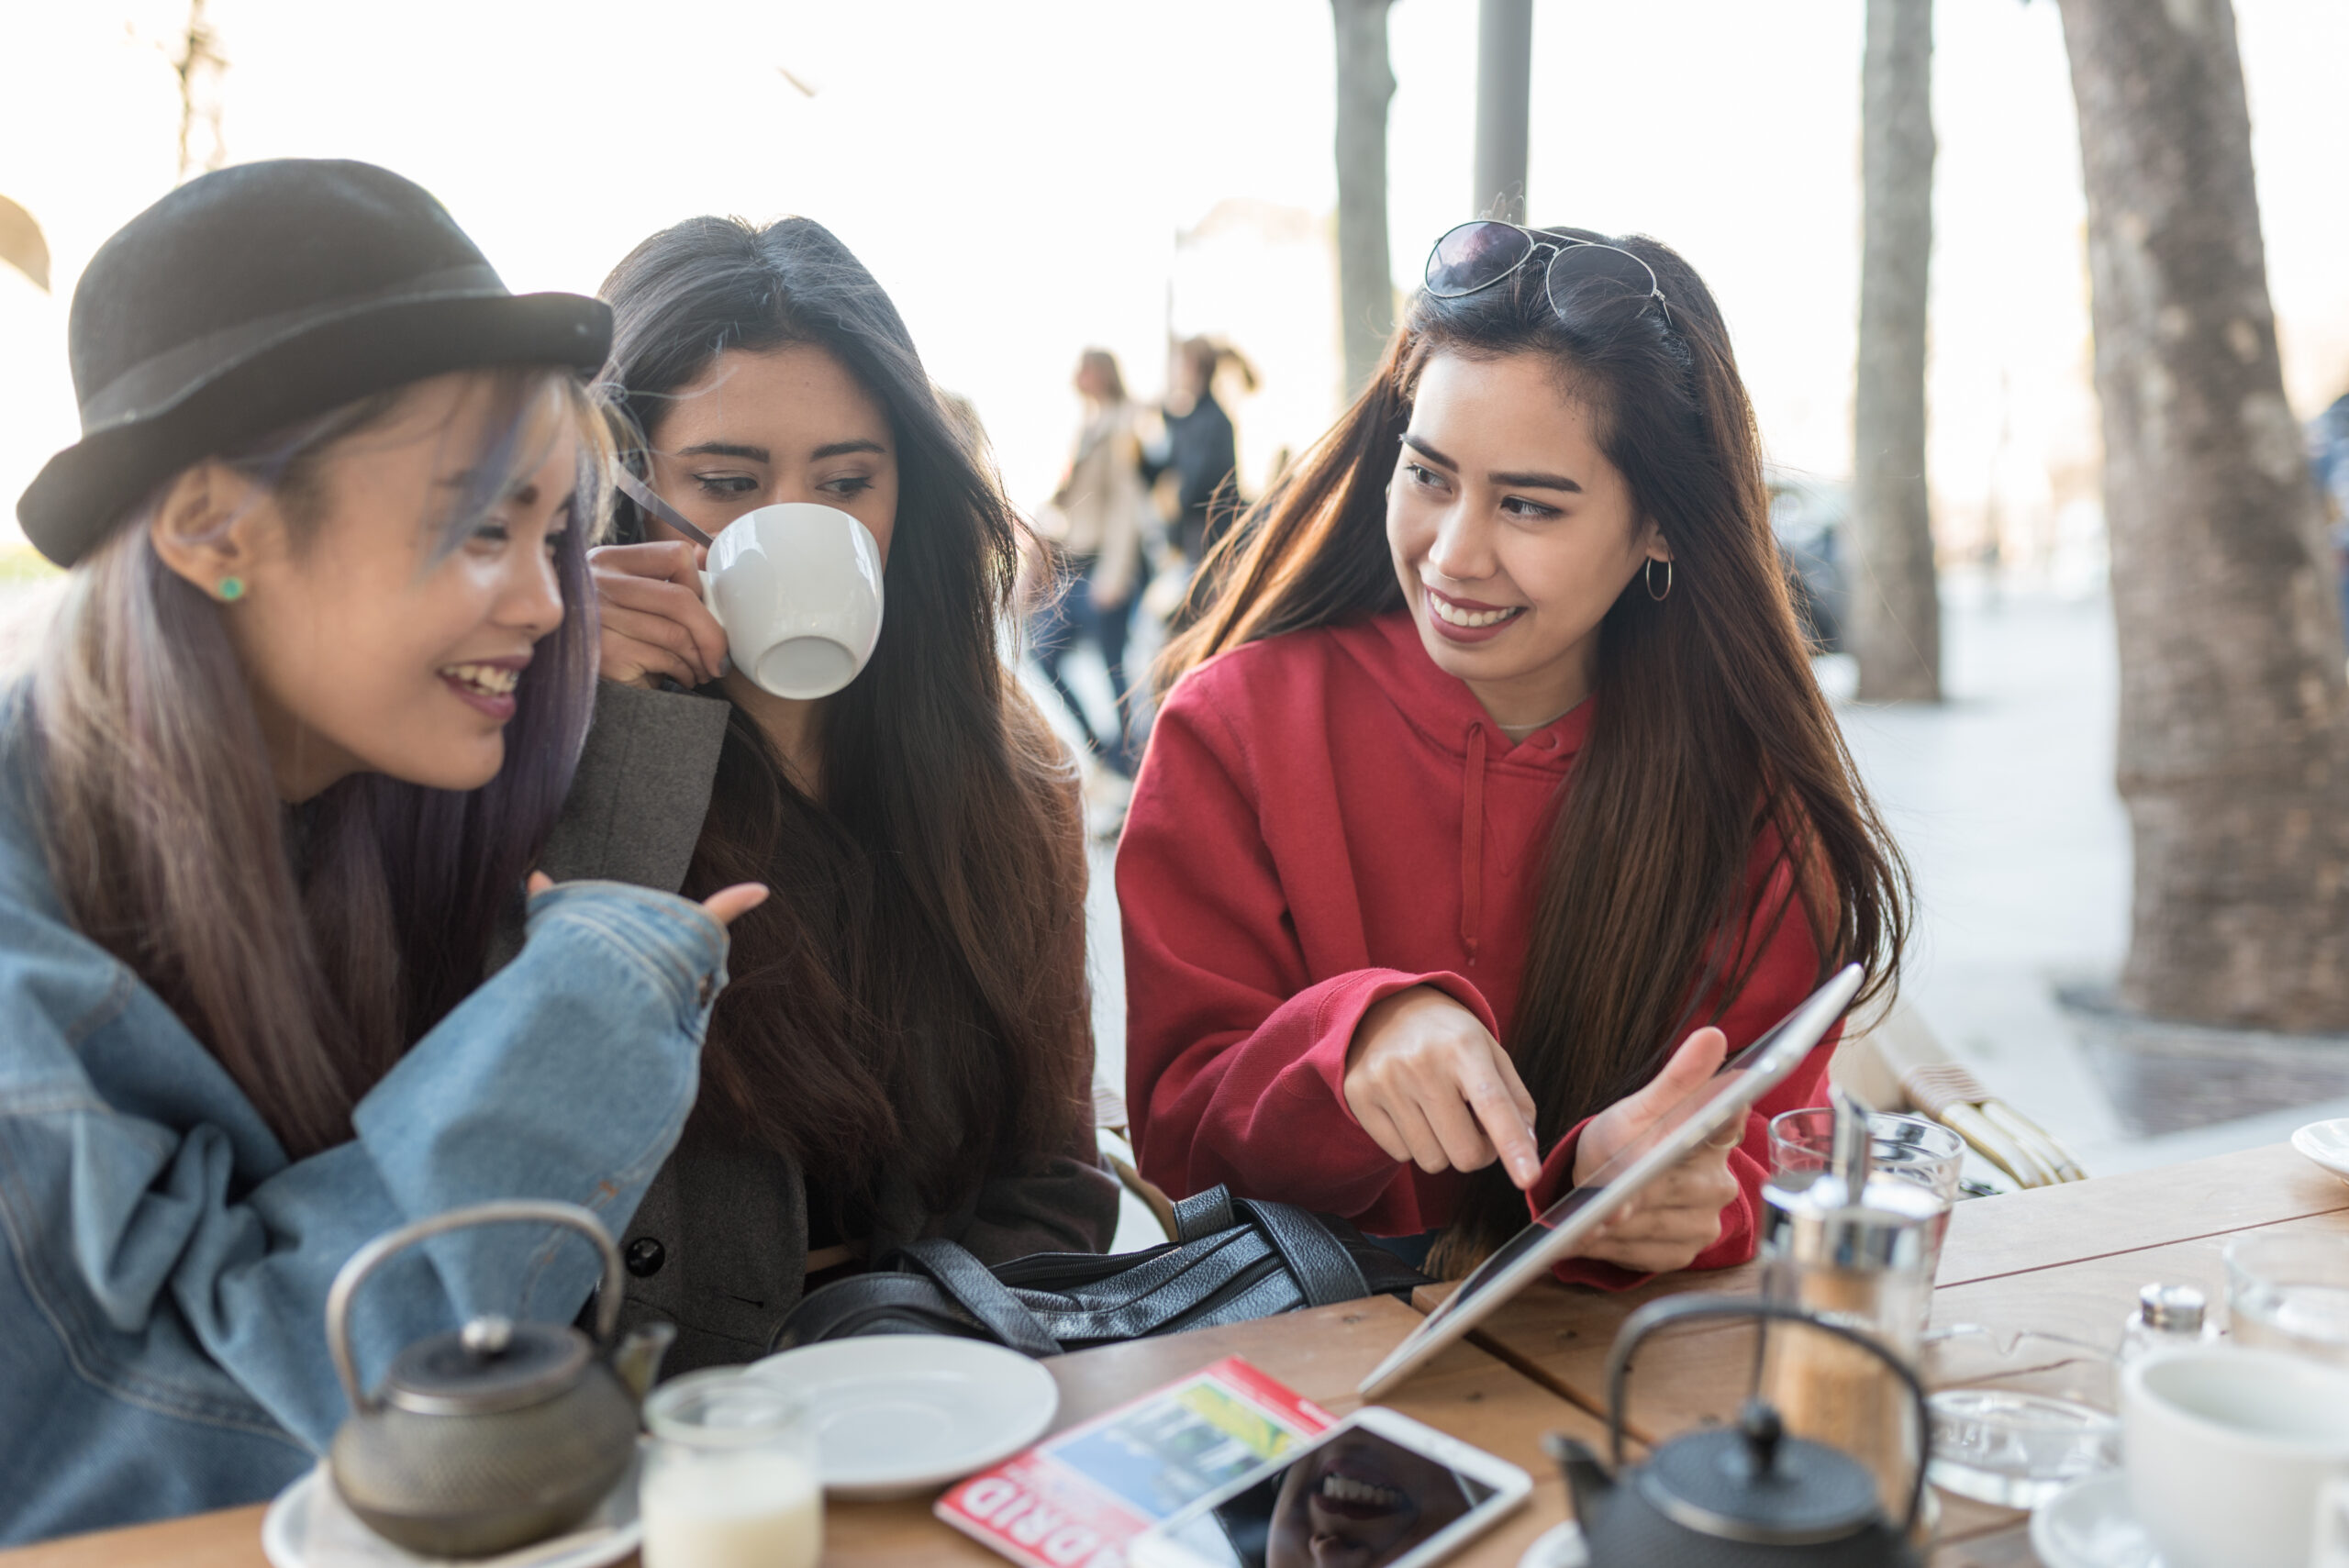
left=1119, top=224, right=1909, bottom=1283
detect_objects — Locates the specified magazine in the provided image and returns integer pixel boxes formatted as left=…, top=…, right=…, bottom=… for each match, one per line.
left=934, top=1355, right=1333, bottom=1568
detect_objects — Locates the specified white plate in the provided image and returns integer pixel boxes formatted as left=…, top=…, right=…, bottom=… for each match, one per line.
left=2294, top=1118, right=2349, bottom=1184
left=2032, top=1472, right=2165, bottom=1568
left=1517, top=1519, right=1588, bottom=1568
left=748, top=1334, right=1059, bottom=1499
left=261, top=1453, right=641, bottom=1568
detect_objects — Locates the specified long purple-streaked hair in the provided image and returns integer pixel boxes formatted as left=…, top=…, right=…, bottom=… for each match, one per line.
left=25, top=369, right=607, bottom=1158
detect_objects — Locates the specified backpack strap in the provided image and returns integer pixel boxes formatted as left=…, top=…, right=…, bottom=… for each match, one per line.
left=769, top=1272, right=984, bottom=1352
left=882, top=1239, right=1065, bottom=1357
left=1171, top=1185, right=1237, bottom=1242
left=1235, top=1198, right=1370, bottom=1309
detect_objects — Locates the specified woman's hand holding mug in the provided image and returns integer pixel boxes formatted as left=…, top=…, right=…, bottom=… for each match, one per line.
left=588, top=540, right=729, bottom=690
left=1343, top=986, right=1542, bottom=1189
left=1570, top=1028, right=1741, bottom=1273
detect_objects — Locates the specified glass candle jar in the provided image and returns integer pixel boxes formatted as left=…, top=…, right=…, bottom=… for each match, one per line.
left=641, top=1370, right=821, bottom=1568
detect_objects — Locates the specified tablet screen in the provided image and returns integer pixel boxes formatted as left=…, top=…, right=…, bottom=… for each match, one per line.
left=1356, top=962, right=1862, bottom=1397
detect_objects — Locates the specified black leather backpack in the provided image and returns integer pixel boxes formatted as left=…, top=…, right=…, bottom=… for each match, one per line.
left=771, top=1185, right=1430, bottom=1357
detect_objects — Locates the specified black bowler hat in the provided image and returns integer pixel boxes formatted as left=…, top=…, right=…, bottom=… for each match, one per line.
left=16, top=159, right=611, bottom=566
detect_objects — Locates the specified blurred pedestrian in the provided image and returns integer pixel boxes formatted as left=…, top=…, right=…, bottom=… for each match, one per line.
left=2313, top=389, right=2349, bottom=639
left=1032, top=348, right=1147, bottom=773
left=1145, top=337, right=1253, bottom=575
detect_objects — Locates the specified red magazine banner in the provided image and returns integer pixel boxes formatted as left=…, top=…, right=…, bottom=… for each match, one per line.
left=935, top=1355, right=1334, bottom=1568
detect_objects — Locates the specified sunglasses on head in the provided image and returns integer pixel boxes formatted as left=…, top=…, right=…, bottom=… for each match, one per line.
left=1423, top=221, right=1675, bottom=331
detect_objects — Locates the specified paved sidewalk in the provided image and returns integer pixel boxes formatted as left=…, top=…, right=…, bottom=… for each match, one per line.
left=1830, top=575, right=2349, bottom=1177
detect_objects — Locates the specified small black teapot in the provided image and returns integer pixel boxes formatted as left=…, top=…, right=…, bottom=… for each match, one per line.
left=324, top=1200, right=674, bottom=1559
left=1543, top=1294, right=1928, bottom=1568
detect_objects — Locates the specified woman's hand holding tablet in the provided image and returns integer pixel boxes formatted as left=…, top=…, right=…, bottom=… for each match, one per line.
left=1569, top=1026, right=1743, bottom=1273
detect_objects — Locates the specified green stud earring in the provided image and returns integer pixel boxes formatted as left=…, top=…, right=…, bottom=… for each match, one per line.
left=216, top=577, right=245, bottom=602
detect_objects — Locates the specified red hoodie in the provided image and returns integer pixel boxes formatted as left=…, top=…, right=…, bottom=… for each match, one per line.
left=1117, top=611, right=1837, bottom=1287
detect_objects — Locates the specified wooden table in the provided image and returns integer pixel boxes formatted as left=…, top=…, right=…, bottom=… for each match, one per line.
left=13, top=1140, right=2345, bottom=1567
left=1429, top=1140, right=2349, bottom=1566
left=2, top=1296, right=1606, bottom=1568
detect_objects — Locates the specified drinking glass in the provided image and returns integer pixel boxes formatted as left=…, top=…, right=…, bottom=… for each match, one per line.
left=1769, top=1108, right=1965, bottom=1198
left=2226, top=1232, right=2349, bottom=1367
left=1770, top=1108, right=1964, bottom=1284
left=1920, top=1325, right=2120, bottom=1509
left=642, top=1370, right=822, bottom=1568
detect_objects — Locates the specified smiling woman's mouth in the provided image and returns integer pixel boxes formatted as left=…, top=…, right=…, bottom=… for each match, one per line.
left=1427, top=596, right=1522, bottom=629
left=1318, top=1473, right=1407, bottom=1508
left=439, top=662, right=521, bottom=697
left=438, top=661, right=525, bottom=719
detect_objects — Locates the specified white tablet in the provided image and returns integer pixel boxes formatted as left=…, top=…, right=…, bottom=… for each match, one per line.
left=1355, top=962, right=1864, bottom=1399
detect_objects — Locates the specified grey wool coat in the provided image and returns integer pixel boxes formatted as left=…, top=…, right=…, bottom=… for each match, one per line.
left=513, top=679, right=1119, bottom=1373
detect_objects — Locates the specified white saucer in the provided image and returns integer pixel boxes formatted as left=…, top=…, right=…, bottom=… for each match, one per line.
left=261, top=1454, right=641, bottom=1568
left=2294, top=1118, right=2349, bottom=1184
left=749, top=1334, right=1059, bottom=1499
left=2032, top=1472, right=2165, bottom=1568
left=1516, top=1520, right=1587, bottom=1568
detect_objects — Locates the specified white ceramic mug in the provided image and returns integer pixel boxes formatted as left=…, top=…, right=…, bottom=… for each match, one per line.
left=698, top=503, right=884, bottom=700
left=2123, top=1346, right=2349, bottom=1568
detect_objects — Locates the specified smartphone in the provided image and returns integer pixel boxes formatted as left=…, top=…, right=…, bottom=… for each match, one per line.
left=1128, top=1408, right=1531, bottom=1568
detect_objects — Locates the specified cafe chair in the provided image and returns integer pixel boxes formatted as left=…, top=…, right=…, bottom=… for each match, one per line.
left=1831, top=998, right=2088, bottom=1189
left=1093, top=1080, right=1180, bottom=1245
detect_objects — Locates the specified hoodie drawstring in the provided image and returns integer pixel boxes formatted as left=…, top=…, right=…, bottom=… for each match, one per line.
left=1461, top=723, right=1486, bottom=960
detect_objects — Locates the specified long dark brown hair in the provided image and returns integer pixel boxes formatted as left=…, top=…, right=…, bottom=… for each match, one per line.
left=1159, top=228, right=1910, bottom=1264
left=26, top=371, right=608, bottom=1159
left=599, top=217, right=1091, bottom=1221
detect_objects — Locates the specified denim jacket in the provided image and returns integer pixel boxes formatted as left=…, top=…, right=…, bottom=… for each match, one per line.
left=0, top=722, right=732, bottom=1545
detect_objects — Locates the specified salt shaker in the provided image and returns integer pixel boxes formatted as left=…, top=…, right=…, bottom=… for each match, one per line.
left=1757, top=1088, right=1939, bottom=1521
left=2119, top=1283, right=2217, bottom=1363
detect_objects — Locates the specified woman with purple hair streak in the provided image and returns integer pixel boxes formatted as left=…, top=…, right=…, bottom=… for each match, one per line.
left=0, top=161, right=765, bottom=1542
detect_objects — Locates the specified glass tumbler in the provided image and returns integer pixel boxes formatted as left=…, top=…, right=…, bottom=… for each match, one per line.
left=2226, top=1231, right=2349, bottom=1367
left=641, top=1369, right=822, bottom=1568
left=1771, top=1107, right=1963, bottom=1284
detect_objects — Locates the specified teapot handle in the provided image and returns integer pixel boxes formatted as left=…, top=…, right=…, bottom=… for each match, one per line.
left=325, top=1200, right=627, bottom=1417
left=1602, top=1292, right=1932, bottom=1540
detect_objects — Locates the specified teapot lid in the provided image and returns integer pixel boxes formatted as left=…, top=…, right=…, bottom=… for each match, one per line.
left=1636, top=1402, right=1885, bottom=1546
left=382, top=1315, right=591, bottom=1417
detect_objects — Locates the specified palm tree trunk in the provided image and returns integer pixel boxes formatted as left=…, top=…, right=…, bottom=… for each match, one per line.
left=1850, top=0, right=1942, bottom=703
left=2056, top=0, right=2349, bottom=1029
left=1332, top=0, right=1397, bottom=400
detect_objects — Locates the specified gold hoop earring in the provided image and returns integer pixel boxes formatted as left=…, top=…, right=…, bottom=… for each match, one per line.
left=1644, top=558, right=1673, bottom=602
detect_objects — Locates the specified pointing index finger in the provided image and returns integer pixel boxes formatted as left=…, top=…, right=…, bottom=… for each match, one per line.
left=1464, top=1076, right=1542, bottom=1189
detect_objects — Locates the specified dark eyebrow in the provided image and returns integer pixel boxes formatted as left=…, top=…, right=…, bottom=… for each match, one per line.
left=676, top=441, right=772, bottom=462
left=812, top=439, right=888, bottom=461
left=1402, top=435, right=1582, bottom=493
left=1488, top=468, right=1583, bottom=493
left=1401, top=433, right=1457, bottom=470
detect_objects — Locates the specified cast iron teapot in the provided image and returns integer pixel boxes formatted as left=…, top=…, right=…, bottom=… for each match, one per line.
left=324, top=1200, right=674, bottom=1558
left=1543, top=1294, right=1928, bottom=1568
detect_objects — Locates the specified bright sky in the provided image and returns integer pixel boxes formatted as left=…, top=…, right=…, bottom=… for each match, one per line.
left=3, top=0, right=2345, bottom=561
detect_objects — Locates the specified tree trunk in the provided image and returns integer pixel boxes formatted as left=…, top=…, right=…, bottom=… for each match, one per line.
left=1473, top=0, right=1531, bottom=223
left=2056, top=0, right=2349, bottom=1029
left=1332, top=0, right=1397, bottom=400
left=1850, top=0, right=1942, bottom=703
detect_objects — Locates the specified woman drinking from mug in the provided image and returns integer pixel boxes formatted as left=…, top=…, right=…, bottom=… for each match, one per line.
left=0, top=161, right=764, bottom=1543
left=1119, top=224, right=1909, bottom=1282
left=564, top=216, right=1115, bottom=1371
